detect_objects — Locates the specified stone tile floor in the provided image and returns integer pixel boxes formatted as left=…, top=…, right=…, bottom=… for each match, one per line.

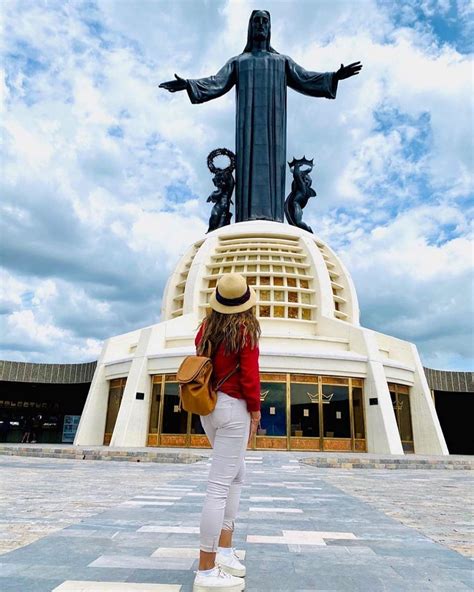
left=319, top=469, right=474, bottom=557
left=0, top=452, right=473, bottom=591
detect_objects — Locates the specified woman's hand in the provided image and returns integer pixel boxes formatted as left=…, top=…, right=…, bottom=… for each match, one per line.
left=248, top=410, right=261, bottom=447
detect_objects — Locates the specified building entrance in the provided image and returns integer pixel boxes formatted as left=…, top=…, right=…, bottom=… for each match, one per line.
left=388, top=382, right=414, bottom=452
left=434, top=390, right=474, bottom=454
left=146, top=373, right=366, bottom=451
left=265, top=374, right=365, bottom=452
left=104, top=378, right=126, bottom=445
left=0, top=380, right=88, bottom=444
left=147, top=375, right=208, bottom=448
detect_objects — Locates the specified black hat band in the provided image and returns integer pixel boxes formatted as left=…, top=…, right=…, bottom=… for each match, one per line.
left=215, top=286, right=251, bottom=307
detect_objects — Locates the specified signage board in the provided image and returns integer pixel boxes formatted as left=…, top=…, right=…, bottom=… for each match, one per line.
left=62, top=415, right=81, bottom=443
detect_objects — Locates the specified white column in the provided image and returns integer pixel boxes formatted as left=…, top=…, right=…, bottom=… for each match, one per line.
left=408, top=344, right=449, bottom=455
left=74, top=339, right=112, bottom=446
left=360, top=330, right=404, bottom=454
left=110, top=327, right=153, bottom=447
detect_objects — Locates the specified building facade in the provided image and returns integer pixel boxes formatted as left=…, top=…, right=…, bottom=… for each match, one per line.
left=1, top=223, right=471, bottom=454
left=1, top=359, right=471, bottom=452
left=72, top=221, right=453, bottom=454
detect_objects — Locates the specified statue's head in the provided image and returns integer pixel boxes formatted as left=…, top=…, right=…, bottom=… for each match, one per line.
left=243, top=10, right=277, bottom=53
left=251, top=10, right=270, bottom=42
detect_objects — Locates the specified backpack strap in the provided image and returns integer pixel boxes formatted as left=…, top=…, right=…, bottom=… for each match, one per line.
left=215, top=363, right=240, bottom=392
left=208, top=338, right=240, bottom=392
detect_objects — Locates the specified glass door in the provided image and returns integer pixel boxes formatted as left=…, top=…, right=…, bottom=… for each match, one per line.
left=189, top=410, right=210, bottom=448
left=290, top=376, right=320, bottom=450
left=389, top=383, right=414, bottom=452
left=148, top=377, right=162, bottom=446
left=160, top=378, right=188, bottom=447
left=104, top=378, right=126, bottom=445
left=351, top=382, right=366, bottom=451
left=321, top=382, right=351, bottom=451
left=255, top=374, right=287, bottom=449
left=148, top=375, right=211, bottom=448
left=289, top=375, right=365, bottom=451
left=147, top=373, right=366, bottom=452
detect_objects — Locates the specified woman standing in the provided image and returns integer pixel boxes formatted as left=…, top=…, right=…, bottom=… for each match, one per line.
left=193, top=273, right=261, bottom=592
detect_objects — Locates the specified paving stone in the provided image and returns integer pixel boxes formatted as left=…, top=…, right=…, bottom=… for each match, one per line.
left=0, top=576, right=67, bottom=592
left=88, top=554, right=195, bottom=570
left=53, top=583, right=182, bottom=591
left=0, top=562, right=28, bottom=576
left=0, top=451, right=472, bottom=591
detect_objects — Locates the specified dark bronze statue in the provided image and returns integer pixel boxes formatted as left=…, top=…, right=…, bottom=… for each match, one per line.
left=160, top=10, right=362, bottom=224
left=284, top=157, right=316, bottom=234
left=206, top=148, right=235, bottom=233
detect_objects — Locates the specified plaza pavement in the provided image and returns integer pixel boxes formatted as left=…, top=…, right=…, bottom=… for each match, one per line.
left=0, top=451, right=472, bottom=591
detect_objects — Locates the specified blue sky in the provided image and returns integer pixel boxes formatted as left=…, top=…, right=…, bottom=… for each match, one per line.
left=1, top=0, right=473, bottom=370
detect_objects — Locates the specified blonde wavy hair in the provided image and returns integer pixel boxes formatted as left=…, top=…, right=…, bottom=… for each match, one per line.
left=197, top=308, right=261, bottom=356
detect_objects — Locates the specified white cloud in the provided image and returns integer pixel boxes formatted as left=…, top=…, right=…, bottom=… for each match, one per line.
left=335, top=203, right=473, bottom=369
left=0, top=269, right=26, bottom=313
left=6, top=310, right=65, bottom=347
left=341, top=203, right=472, bottom=280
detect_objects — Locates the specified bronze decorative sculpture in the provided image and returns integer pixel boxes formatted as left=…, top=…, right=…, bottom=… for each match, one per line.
left=284, top=157, right=316, bottom=234
left=206, top=148, right=235, bottom=233
left=160, top=10, right=362, bottom=223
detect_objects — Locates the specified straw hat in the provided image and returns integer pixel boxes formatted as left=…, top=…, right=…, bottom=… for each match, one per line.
left=209, top=273, right=257, bottom=314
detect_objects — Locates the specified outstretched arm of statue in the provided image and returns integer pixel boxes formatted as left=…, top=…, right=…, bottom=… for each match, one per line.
left=186, top=58, right=236, bottom=104
left=159, top=74, right=187, bottom=92
left=160, top=59, right=236, bottom=104
left=286, top=56, right=338, bottom=99
left=335, top=62, right=363, bottom=80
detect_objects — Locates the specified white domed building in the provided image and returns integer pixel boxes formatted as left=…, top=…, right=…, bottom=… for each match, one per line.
left=75, top=221, right=448, bottom=455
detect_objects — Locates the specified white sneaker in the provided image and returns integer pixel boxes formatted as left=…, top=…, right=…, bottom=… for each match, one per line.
left=193, top=565, right=245, bottom=591
left=216, top=547, right=246, bottom=577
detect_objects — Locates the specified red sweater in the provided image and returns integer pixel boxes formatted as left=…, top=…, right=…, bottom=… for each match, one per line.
left=195, top=324, right=261, bottom=412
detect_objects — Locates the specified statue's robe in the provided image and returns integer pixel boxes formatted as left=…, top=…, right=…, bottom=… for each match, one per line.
left=186, top=51, right=338, bottom=222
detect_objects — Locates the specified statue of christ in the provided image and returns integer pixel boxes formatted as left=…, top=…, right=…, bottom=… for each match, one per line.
left=160, top=10, right=362, bottom=223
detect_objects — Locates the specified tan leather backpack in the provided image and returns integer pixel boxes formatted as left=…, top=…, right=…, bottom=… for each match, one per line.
left=176, top=354, right=239, bottom=416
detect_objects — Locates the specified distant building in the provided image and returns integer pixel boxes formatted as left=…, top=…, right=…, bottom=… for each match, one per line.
left=0, top=360, right=95, bottom=444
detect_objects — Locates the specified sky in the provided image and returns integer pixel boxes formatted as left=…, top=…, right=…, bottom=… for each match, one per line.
left=1, top=0, right=473, bottom=371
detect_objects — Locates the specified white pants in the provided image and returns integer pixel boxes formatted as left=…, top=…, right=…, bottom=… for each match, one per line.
left=199, top=391, right=251, bottom=552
